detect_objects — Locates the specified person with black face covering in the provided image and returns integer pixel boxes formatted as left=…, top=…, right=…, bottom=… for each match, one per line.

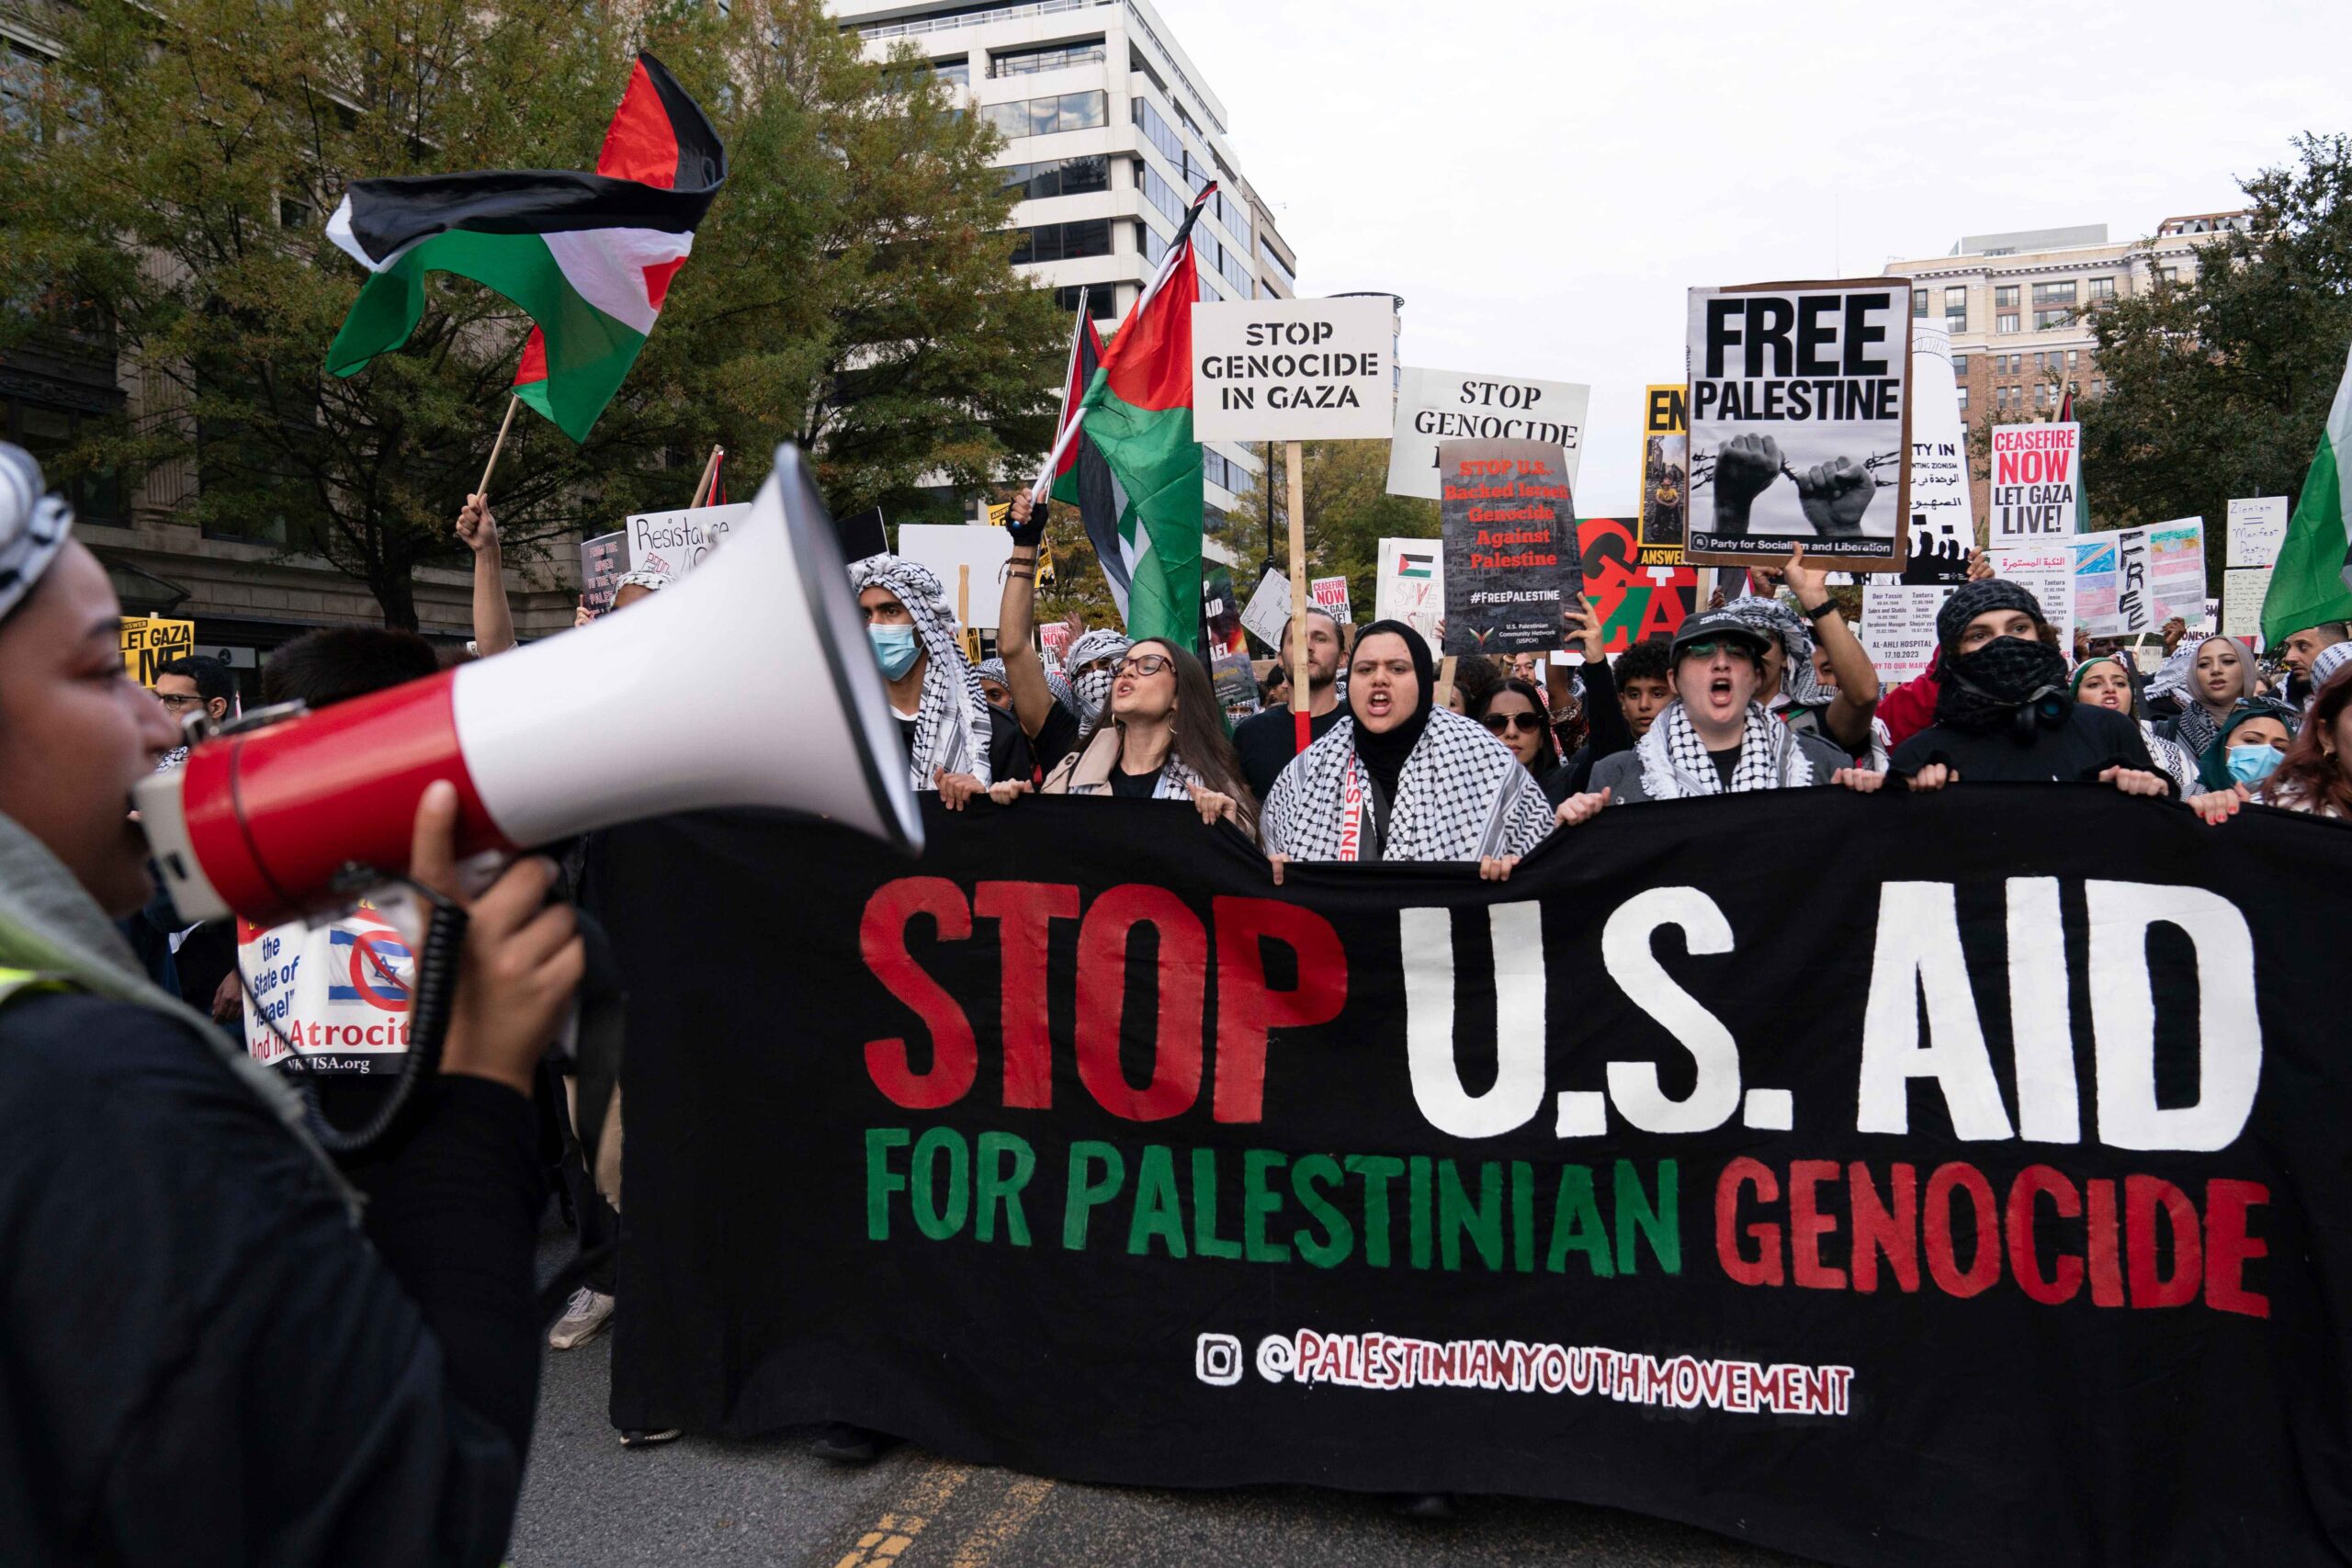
left=1891, top=581, right=2173, bottom=796
left=1261, top=620, right=1554, bottom=882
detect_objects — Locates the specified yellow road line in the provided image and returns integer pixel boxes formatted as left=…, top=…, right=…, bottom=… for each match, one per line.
left=828, top=1462, right=974, bottom=1568
left=944, top=1475, right=1057, bottom=1568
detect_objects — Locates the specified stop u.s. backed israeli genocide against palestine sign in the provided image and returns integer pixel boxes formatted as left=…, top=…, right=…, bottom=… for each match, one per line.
left=601, top=794, right=2352, bottom=1568
left=1685, top=280, right=1913, bottom=571
left=1438, top=437, right=1582, bottom=656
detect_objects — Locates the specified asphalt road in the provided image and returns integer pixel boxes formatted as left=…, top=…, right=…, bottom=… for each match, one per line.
left=511, top=1235, right=1810, bottom=1568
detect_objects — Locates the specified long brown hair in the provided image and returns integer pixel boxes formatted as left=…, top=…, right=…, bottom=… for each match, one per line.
left=2262, top=671, right=2352, bottom=817
left=1082, top=638, right=1260, bottom=830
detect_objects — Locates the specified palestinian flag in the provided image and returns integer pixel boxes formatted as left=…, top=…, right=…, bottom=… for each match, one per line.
left=1046, top=298, right=1132, bottom=615
left=2261, top=337, right=2352, bottom=645
left=1051, top=186, right=1216, bottom=645
left=323, top=53, right=725, bottom=443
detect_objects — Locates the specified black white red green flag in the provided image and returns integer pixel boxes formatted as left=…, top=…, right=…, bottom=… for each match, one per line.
left=323, top=53, right=725, bottom=442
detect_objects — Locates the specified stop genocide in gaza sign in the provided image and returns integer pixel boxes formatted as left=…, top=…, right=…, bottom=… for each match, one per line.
left=1191, top=297, right=1395, bottom=443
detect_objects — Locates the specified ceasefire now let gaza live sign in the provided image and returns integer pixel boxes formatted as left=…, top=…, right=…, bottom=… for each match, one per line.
left=1191, top=298, right=1395, bottom=443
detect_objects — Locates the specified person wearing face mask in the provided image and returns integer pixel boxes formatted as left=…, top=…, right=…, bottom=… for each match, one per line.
left=1564, top=611, right=1871, bottom=811
left=1892, top=581, right=2172, bottom=796
left=851, top=553, right=1023, bottom=806
left=2155, top=634, right=2256, bottom=757
left=2191, top=663, right=2352, bottom=822
left=1261, top=621, right=1555, bottom=882
left=2071, top=655, right=2198, bottom=795
left=989, top=639, right=1254, bottom=829
left=1063, top=627, right=1134, bottom=731
left=2188, top=702, right=2298, bottom=793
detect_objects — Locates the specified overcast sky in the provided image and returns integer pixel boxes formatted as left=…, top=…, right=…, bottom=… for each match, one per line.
left=1171, top=0, right=2347, bottom=512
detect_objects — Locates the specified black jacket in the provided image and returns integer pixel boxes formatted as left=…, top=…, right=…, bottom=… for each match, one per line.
left=0, top=992, right=542, bottom=1566
left=1889, top=702, right=2171, bottom=791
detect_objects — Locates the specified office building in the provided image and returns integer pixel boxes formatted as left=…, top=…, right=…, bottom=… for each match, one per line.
left=1884, top=214, right=2249, bottom=520
left=837, top=0, right=1303, bottom=560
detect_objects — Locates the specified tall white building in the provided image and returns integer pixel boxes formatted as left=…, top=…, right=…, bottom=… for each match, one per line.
left=834, top=0, right=1301, bottom=560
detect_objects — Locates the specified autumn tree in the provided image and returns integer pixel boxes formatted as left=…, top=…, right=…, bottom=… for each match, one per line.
left=0, top=0, right=1063, bottom=626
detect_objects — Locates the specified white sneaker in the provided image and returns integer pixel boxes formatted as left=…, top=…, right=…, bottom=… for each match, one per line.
left=549, top=1288, right=615, bottom=1349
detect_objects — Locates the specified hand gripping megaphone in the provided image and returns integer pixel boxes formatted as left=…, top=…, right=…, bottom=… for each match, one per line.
left=135, top=446, right=921, bottom=928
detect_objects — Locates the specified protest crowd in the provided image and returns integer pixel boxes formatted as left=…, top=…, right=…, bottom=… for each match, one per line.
left=4, top=39, right=2351, bottom=1565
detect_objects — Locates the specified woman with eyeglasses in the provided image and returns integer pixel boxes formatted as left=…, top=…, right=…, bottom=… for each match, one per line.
left=1474, top=678, right=1561, bottom=790
left=988, top=638, right=1255, bottom=830
left=1261, top=620, right=1555, bottom=883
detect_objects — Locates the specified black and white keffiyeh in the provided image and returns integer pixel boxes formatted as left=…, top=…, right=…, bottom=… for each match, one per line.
left=2141, top=721, right=2199, bottom=795
left=849, top=553, right=991, bottom=789
left=1064, top=627, right=1131, bottom=725
left=1721, top=593, right=1830, bottom=707
left=1261, top=706, right=1554, bottom=863
left=1637, top=700, right=1820, bottom=800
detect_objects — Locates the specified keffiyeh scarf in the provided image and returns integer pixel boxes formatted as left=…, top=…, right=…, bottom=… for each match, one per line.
left=1721, top=593, right=1830, bottom=706
left=1064, top=628, right=1132, bottom=725
left=1638, top=701, right=1818, bottom=799
left=849, top=554, right=991, bottom=789
left=1261, top=707, right=1554, bottom=863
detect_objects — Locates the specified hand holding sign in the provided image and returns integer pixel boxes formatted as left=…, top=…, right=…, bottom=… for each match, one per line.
left=1796, top=457, right=1875, bottom=537
left=1713, top=434, right=1783, bottom=535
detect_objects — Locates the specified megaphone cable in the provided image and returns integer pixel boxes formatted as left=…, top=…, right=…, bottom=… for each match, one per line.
left=234, top=874, right=469, bottom=1158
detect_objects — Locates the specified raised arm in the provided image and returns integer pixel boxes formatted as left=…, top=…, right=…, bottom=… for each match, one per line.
left=1781, top=545, right=1878, bottom=753
left=997, top=491, right=1057, bottom=739
left=457, top=494, right=515, bottom=658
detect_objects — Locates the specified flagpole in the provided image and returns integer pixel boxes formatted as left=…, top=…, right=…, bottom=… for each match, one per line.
left=475, top=395, right=520, bottom=502
left=1029, top=288, right=1091, bottom=503
left=689, top=444, right=723, bottom=508
left=1028, top=186, right=1216, bottom=502
left=1285, top=438, right=1312, bottom=755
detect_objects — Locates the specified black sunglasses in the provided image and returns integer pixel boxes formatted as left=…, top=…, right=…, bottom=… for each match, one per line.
left=1480, top=712, right=1544, bottom=734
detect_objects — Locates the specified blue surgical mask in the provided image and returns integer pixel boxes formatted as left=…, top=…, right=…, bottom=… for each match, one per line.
left=869, top=624, right=921, bottom=680
left=2226, top=743, right=2284, bottom=787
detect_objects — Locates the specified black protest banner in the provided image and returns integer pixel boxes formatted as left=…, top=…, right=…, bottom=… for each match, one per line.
left=1438, top=437, right=1582, bottom=656
left=600, top=793, right=2352, bottom=1568
left=1687, top=279, right=1913, bottom=572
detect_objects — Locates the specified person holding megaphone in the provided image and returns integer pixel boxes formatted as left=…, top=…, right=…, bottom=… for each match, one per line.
left=0, top=444, right=581, bottom=1565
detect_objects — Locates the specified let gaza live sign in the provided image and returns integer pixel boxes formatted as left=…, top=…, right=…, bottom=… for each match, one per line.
left=1191, top=297, right=1395, bottom=443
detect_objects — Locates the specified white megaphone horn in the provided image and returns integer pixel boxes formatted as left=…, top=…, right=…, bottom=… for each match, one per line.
left=137, top=445, right=922, bottom=927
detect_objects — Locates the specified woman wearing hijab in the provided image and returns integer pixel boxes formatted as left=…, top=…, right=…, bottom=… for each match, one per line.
left=988, top=639, right=1253, bottom=830
left=2071, top=656, right=2198, bottom=794
left=2184, top=699, right=2319, bottom=822
left=2193, top=665, right=2352, bottom=822
left=1891, top=581, right=2173, bottom=796
left=2155, top=635, right=2256, bottom=757
left=1261, top=621, right=1554, bottom=882
left=1474, top=677, right=1562, bottom=795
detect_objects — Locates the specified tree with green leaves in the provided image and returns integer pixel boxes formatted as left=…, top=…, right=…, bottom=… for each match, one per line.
left=1236, top=440, right=1439, bottom=641
left=0, top=0, right=1063, bottom=627
left=2072, top=134, right=2352, bottom=570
